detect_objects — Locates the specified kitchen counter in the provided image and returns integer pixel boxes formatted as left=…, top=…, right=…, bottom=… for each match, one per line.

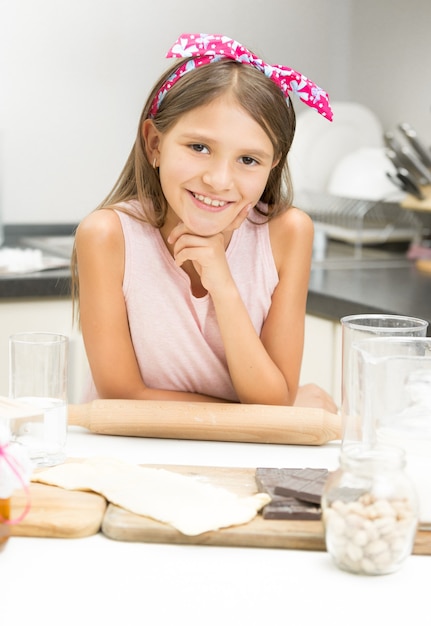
left=307, top=262, right=431, bottom=327
left=2, top=225, right=430, bottom=623
left=1, top=428, right=430, bottom=626
left=0, top=223, right=74, bottom=298
left=1, top=223, right=430, bottom=328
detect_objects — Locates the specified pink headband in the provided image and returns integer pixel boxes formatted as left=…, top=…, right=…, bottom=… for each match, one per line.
left=149, top=33, right=333, bottom=121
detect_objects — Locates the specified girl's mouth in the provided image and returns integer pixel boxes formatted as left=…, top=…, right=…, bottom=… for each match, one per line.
left=191, top=192, right=230, bottom=210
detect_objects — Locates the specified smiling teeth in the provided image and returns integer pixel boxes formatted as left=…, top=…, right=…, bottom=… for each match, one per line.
left=193, top=193, right=227, bottom=208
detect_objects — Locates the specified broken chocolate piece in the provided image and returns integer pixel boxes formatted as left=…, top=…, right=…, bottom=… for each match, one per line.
left=256, top=468, right=303, bottom=492
left=260, top=496, right=321, bottom=520
left=272, top=468, right=328, bottom=504
left=256, top=468, right=323, bottom=520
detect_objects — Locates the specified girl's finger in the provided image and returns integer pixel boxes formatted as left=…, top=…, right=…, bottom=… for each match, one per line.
left=167, top=222, right=187, bottom=245
left=224, top=203, right=252, bottom=233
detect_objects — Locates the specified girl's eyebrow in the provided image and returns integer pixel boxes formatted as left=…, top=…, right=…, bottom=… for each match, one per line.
left=180, top=132, right=273, bottom=160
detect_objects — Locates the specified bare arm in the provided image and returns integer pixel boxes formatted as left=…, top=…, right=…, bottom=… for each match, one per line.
left=220, top=208, right=313, bottom=405
left=75, top=209, right=223, bottom=402
left=169, top=207, right=317, bottom=406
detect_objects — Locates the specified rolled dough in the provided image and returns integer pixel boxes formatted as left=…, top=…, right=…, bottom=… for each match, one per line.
left=32, top=457, right=270, bottom=536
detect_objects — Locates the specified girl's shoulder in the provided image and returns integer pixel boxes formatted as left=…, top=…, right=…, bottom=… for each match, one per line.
left=271, top=204, right=313, bottom=230
left=269, top=205, right=313, bottom=242
left=76, top=208, right=123, bottom=247
left=255, top=201, right=313, bottom=236
left=76, top=200, right=148, bottom=242
left=268, top=205, right=314, bottom=271
left=74, top=208, right=126, bottom=290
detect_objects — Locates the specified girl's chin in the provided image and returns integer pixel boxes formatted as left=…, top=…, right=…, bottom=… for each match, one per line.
left=188, top=226, right=222, bottom=237
left=184, top=215, right=232, bottom=237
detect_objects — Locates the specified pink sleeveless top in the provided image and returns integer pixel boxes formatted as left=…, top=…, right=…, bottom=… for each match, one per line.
left=84, top=200, right=279, bottom=402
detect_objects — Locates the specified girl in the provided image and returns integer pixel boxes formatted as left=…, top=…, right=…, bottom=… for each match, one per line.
left=72, top=33, right=337, bottom=412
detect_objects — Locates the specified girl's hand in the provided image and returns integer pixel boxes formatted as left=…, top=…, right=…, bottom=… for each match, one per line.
left=222, top=203, right=251, bottom=234
left=167, top=204, right=251, bottom=293
left=294, top=383, right=339, bottom=414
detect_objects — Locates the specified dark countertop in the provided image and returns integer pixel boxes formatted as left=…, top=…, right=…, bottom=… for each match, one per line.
left=307, top=264, right=431, bottom=329
left=0, top=223, right=74, bottom=298
left=1, top=223, right=431, bottom=331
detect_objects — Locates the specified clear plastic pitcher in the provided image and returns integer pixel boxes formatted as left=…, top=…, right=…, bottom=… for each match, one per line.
left=340, top=314, right=428, bottom=447
left=350, top=336, right=431, bottom=526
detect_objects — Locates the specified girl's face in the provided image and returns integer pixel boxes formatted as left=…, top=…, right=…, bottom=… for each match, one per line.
left=145, top=95, right=277, bottom=236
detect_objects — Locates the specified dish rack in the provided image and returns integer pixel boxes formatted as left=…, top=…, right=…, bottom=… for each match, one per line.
left=295, top=191, right=422, bottom=247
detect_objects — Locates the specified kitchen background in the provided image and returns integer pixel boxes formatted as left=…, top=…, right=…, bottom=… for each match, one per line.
left=1, top=0, right=430, bottom=403
left=1, top=0, right=430, bottom=225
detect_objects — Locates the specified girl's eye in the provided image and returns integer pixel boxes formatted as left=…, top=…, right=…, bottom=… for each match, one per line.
left=240, top=156, right=258, bottom=166
left=190, top=144, right=209, bottom=154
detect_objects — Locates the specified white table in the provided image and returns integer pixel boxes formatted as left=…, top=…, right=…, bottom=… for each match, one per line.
left=1, top=427, right=429, bottom=625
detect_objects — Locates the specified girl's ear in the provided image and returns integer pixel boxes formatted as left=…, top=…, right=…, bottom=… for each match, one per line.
left=142, top=119, right=162, bottom=166
left=272, top=155, right=281, bottom=169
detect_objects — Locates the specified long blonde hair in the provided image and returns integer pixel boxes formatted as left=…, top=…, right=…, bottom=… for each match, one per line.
left=71, top=57, right=297, bottom=321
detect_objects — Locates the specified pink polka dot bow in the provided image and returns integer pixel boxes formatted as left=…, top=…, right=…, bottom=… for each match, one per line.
left=149, top=33, right=333, bottom=121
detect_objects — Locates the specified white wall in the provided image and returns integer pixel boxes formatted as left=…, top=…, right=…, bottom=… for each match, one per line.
left=1, top=0, right=430, bottom=225
left=0, top=0, right=339, bottom=224
left=350, top=0, right=431, bottom=138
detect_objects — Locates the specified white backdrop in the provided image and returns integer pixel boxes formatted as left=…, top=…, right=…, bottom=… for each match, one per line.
left=0, top=0, right=430, bottom=225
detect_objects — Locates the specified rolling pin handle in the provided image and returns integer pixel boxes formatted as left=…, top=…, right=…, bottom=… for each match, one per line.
left=68, top=404, right=91, bottom=429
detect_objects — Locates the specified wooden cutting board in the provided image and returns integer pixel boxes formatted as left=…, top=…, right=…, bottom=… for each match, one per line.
left=8, top=463, right=431, bottom=554
left=10, top=483, right=107, bottom=538
left=401, top=184, right=431, bottom=212
left=101, top=465, right=431, bottom=555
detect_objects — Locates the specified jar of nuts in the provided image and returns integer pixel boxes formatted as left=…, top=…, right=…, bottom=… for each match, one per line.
left=0, top=424, right=33, bottom=550
left=321, top=444, right=418, bottom=575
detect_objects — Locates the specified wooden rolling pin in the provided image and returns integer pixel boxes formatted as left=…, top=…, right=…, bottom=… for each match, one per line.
left=68, top=400, right=342, bottom=445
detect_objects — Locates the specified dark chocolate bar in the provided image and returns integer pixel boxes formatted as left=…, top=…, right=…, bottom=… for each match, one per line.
left=256, top=468, right=323, bottom=520
left=272, top=468, right=328, bottom=504
left=260, top=496, right=321, bottom=520
left=256, top=467, right=303, bottom=491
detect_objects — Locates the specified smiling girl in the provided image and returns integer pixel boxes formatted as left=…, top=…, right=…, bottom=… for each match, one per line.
left=72, top=33, right=337, bottom=412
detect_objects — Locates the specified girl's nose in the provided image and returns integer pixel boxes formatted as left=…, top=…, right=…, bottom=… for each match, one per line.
left=202, top=158, right=234, bottom=191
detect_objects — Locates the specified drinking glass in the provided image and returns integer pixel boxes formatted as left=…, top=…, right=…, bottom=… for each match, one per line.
left=8, top=332, right=68, bottom=466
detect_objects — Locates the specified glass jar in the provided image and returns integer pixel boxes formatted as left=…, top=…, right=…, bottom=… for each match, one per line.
left=0, top=423, right=33, bottom=549
left=0, top=497, right=11, bottom=549
left=321, top=445, right=418, bottom=575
